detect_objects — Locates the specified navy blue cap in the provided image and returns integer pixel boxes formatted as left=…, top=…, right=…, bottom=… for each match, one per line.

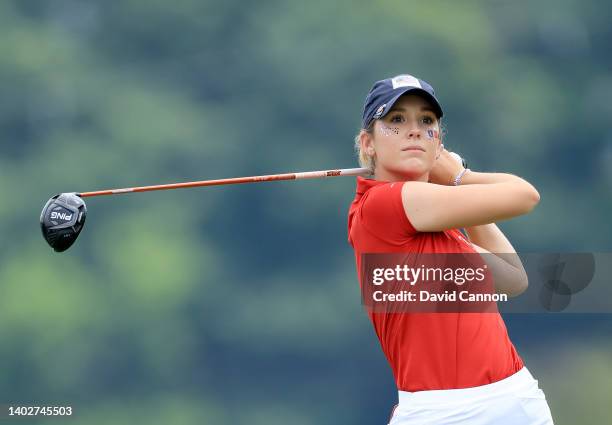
left=361, top=74, right=443, bottom=129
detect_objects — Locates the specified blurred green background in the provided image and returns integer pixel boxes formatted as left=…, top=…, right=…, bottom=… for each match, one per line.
left=1, top=0, right=611, bottom=424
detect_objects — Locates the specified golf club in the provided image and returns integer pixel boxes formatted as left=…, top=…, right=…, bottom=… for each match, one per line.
left=40, top=167, right=371, bottom=253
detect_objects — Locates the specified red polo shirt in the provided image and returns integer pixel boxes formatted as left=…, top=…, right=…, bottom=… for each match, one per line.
left=348, top=176, right=523, bottom=391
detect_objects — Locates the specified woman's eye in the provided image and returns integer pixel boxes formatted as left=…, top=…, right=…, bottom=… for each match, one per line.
left=390, top=115, right=404, bottom=123
left=422, top=116, right=434, bottom=125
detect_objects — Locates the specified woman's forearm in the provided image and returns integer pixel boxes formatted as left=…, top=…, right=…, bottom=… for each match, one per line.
left=465, top=224, right=528, bottom=296
left=459, top=171, right=541, bottom=218
left=464, top=223, right=514, bottom=254
left=461, top=171, right=533, bottom=186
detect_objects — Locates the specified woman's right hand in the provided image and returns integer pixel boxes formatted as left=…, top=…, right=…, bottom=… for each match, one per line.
left=429, top=148, right=465, bottom=186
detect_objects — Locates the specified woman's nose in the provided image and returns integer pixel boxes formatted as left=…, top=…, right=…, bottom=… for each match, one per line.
left=406, top=128, right=421, bottom=139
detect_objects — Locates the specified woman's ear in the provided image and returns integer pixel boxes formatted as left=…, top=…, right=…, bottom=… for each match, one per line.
left=360, top=130, right=375, bottom=157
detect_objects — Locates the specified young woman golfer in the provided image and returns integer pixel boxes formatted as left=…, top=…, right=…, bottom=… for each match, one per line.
left=348, top=74, right=555, bottom=424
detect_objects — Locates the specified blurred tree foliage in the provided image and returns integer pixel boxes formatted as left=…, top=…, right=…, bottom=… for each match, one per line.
left=0, top=0, right=610, bottom=424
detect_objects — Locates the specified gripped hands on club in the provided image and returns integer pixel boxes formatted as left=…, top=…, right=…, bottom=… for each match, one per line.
left=429, top=144, right=466, bottom=186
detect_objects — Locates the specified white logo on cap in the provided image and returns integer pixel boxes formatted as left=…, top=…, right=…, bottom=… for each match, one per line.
left=373, top=103, right=386, bottom=119
left=391, top=75, right=422, bottom=90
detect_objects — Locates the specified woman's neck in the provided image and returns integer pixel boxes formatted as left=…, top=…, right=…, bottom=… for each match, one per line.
left=374, top=168, right=429, bottom=182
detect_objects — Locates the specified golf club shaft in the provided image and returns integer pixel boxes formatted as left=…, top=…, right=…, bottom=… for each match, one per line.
left=78, top=167, right=371, bottom=198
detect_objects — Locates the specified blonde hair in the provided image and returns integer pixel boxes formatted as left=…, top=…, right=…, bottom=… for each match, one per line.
left=353, top=119, right=446, bottom=174
left=353, top=126, right=375, bottom=174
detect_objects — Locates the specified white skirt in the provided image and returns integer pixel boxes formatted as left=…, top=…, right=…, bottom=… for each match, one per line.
left=388, top=367, right=554, bottom=425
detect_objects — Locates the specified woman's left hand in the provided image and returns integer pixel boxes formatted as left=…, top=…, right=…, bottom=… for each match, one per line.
left=429, top=147, right=465, bottom=185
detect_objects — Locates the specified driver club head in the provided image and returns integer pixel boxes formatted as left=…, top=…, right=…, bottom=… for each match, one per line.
left=40, top=193, right=87, bottom=252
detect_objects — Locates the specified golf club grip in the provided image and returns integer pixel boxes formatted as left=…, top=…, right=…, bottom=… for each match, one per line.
left=78, top=168, right=372, bottom=197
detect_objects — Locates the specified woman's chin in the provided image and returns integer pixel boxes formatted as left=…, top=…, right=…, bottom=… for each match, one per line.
left=381, top=169, right=425, bottom=181
left=396, top=161, right=428, bottom=178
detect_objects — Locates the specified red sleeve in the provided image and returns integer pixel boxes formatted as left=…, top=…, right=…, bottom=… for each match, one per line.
left=358, top=182, right=417, bottom=243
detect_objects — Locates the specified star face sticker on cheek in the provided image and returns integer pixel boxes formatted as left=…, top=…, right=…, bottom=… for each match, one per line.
left=379, top=124, right=400, bottom=136
left=426, top=129, right=440, bottom=140
left=379, top=125, right=440, bottom=139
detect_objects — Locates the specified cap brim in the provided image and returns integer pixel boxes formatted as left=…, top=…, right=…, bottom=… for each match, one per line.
left=383, top=87, right=443, bottom=119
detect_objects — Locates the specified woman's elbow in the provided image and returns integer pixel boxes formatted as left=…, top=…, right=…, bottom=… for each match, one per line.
left=528, top=186, right=541, bottom=209
left=505, top=273, right=529, bottom=297
left=510, top=278, right=528, bottom=297
left=519, top=184, right=541, bottom=214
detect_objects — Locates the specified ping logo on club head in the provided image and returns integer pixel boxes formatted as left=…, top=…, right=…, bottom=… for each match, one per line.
left=50, top=211, right=72, bottom=221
